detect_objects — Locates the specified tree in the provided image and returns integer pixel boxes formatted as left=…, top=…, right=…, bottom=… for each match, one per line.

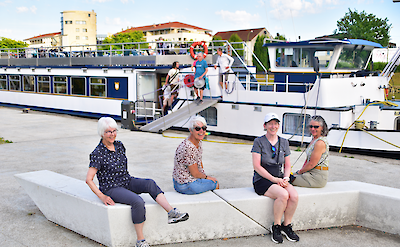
left=334, top=8, right=391, bottom=47
left=100, top=31, right=147, bottom=52
left=228, top=33, right=244, bottom=56
left=0, top=37, right=27, bottom=49
left=253, top=35, right=269, bottom=72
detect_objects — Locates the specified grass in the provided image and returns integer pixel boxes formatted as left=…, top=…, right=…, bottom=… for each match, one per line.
left=0, top=137, right=12, bottom=144
left=389, top=73, right=400, bottom=99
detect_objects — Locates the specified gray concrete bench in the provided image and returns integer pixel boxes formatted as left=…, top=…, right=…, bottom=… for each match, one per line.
left=15, top=170, right=400, bottom=247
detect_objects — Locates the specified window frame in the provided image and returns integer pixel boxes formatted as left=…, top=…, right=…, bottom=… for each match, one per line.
left=37, top=76, right=51, bottom=93
left=53, top=76, right=68, bottom=94
left=23, top=75, right=35, bottom=92
left=0, top=75, right=7, bottom=90
left=282, top=113, right=311, bottom=136
left=70, top=77, right=86, bottom=96
left=89, top=77, right=107, bottom=97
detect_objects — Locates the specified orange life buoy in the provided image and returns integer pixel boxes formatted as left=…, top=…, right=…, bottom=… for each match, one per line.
left=190, top=41, right=208, bottom=59
left=184, top=74, right=195, bottom=87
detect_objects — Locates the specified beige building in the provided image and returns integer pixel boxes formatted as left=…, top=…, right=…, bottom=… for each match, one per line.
left=118, top=21, right=212, bottom=47
left=61, top=10, right=97, bottom=48
left=24, top=32, right=62, bottom=48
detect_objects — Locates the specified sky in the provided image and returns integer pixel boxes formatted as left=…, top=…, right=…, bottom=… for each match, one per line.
left=0, top=0, right=399, bottom=46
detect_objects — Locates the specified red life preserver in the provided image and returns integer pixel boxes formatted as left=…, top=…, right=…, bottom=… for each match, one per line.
left=190, top=41, right=208, bottom=59
left=184, top=74, right=195, bottom=87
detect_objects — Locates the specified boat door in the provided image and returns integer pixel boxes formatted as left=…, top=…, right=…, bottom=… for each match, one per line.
left=136, top=72, right=158, bottom=118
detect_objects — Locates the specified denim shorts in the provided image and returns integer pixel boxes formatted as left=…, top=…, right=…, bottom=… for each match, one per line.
left=173, top=178, right=217, bottom=195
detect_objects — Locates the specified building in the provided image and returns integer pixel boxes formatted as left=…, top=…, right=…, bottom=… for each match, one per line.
left=23, top=32, right=62, bottom=48
left=118, top=21, right=212, bottom=46
left=61, top=10, right=97, bottom=48
left=214, top=28, right=271, bottom=65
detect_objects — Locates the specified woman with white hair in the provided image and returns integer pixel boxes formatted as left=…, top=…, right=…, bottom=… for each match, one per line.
left=172, top=115, right=218, bottom=194
left=291, top=115, right=329, bottom=188
left=86, top=117, right=189, bottom=247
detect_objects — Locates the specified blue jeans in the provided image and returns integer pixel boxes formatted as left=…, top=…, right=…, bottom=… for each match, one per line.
left=173, top=178, right=217, bottom=195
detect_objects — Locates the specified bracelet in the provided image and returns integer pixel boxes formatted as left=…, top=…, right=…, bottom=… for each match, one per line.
left=205, top=175, right=208, bottom=179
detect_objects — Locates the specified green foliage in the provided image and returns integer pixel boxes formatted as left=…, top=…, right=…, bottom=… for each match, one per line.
left=334, top=8, right=391, bottom=47
left=212, top=35, right=222, bottom=41
left=253, top=35, right=269, bottom=72
left=0, top=37, right=27, bottom=49
left=100, top=31, right=147, bottom=52
left=369, top=62, right=400, bottom=72
left=0, top=137, right=12, bottom=144
left=228, top=33, right=244, bottom=56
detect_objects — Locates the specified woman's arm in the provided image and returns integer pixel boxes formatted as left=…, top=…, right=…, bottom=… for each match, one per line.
left=298, top=140, right=326, bottom=174
left=187, top=163, right=218, bottom=182
left=86, top=167, right=114, bottom=206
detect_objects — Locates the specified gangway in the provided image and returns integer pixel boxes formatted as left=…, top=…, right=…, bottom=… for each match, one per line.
left=140, top=98, right=219, bottom=133
left=381, top=47, right=400, bottom=81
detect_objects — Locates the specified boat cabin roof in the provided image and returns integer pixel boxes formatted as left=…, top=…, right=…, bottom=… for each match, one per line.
left=263, top=38, right=383, bottom=49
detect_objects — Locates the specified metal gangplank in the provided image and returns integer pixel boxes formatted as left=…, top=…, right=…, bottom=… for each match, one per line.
left=381, top=47, right=400, bottom=81
left=140, top=98, right=219, bottom=133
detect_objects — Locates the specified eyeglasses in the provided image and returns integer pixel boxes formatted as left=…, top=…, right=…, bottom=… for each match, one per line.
left=271, top=146, right=277, bottom=158
left=194, top=126, right=207, bottom=131
left=309, top=125, right=320, bottom=129
left=105, top=129, right=118, bottom=135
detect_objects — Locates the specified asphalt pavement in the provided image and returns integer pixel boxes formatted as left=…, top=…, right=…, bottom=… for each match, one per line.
left=1, top=106, right=399, bottom=247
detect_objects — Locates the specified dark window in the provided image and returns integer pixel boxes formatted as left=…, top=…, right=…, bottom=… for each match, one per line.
left=282, top=113, right=311, bottom=136
left=199, top=107, right=217, bottom=126
left=23, top=75, right=35, bottom=92
left=396, top=117, right=400, bottom=131
left=54, top=76, right=68, bottom=94
left=90, top=77, right=106, bottom=97
left=71, top=77, right=86, bottom=95
left=0, top=75, right=6, bottom=89
left=37, top=76, right=50, bottom=93
left=9, top=75, right=21, bottom=91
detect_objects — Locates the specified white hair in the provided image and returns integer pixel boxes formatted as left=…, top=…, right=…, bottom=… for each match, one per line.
left=97, top=117, right=118, bottom=137
left=188, top=115, right=207, bottom=130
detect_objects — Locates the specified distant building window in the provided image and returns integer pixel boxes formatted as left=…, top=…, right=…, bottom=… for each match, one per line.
left=71, top=77, right=86, bottom=95
left=90, top=77, right=106, bottom=97
left=9, top=75, right=21, bottom=91
left=76, top=36, right=80, bottom=40
left=76, top=28, right=80, bottom=32
left=82, top=28, right=87, bottom=32
left=53, top=76, right=67, bottom=94
left=82, top=36, right=88, bottom=40
left=23, top=75, right=35, bottom=92
left=88, top=13, right=91, bottom=17
left=65, top=20, right=72, bottom=24
left=37, top=76, right=50, bottom=93
left=0, top=75, right=7, bottom=90
left=76, top=20, right=86, bottom=25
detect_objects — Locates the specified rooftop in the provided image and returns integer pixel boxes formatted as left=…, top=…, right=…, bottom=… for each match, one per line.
left=214, top=28, right=268, bottom=41
left=24, top=32, right=61, bottom=41
left=118, top=21, right=211, bottom=35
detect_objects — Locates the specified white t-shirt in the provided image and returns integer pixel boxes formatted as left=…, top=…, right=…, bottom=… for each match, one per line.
left=167, top=68, right=180, bottom=84
left=214, top=53, right=234, bottom=73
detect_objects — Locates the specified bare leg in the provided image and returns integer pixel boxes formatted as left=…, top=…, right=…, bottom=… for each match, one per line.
left=282, top=184, right=298, bottom=225
left=200, top=89, right=203, bottom=100
left=134, top=222, right=145, bottom=241
left=264, top=184, right=289, bottom=225
left=155, top=193, right=173, bottom=212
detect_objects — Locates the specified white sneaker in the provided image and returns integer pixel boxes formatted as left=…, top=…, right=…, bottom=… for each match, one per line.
left=136, top=239, right=150, bottom=247
left=168, top=208, right=189, bottom=224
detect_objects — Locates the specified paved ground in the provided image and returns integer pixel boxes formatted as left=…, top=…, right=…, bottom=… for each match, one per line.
left=0, top=106, right=399, bottom=247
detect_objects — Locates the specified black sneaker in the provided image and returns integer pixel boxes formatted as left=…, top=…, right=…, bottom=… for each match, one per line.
left=281, top=223, right=299, bottom=242
left=270, top=224, right=283, bottom=244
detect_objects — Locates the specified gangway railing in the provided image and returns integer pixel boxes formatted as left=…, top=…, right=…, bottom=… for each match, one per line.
left=381, top=47, right=400, bottom=81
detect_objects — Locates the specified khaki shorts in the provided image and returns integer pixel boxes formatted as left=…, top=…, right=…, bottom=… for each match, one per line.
left=292, top=169, right=328, bottom=188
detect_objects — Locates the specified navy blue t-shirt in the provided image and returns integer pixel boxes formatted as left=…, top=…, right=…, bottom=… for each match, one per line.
left=89, top=140, right=131, bottom=192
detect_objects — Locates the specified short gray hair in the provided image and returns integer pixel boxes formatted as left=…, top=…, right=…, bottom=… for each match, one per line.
left=188, top=115, right=207, bottom=131
left=98, top=117, right=118, bottom=137
left=311, top=115, right=329, bottom=136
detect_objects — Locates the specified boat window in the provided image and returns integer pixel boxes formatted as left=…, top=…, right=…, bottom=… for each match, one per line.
left=276, top=48, right=312, bottom=68
left=315, top=49, right=334, bottom=68
left=90, top=77, right=106, bottom=97
left=282, top=113, right=311, bottom=136
left=53, top=76, right=68, bottom=94
left=9, top=75, right=21, bottom=91
left=336, top=46, right=371, bottom=70
left=395, top=117, right=400, bottom=131
left=71, top=77, right=86, bottom=95
left=23, top=75, right=35, bottom=92
left=199, top=107, right=217, bottom=126
left=37, top=76, right=50, bottom=93
left=0, top=75, right=6, bottom=90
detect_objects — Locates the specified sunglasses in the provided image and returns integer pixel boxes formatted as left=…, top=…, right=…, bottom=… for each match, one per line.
left=309, top=125, right=320, bottom=129
left=271, top=146, right=277, bottom=158
left=194, top=126, right=207, bottom=131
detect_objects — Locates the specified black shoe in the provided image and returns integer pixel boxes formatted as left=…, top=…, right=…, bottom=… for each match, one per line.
left=281, top=223, right=299, bottom=242
left=270, top=224, right=283, bottom=244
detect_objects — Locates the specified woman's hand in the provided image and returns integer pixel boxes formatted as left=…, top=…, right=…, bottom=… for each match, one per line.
left=100, top=194, right=115, bottom=206
left=206, top=175, right=218, bottom=183
left=276, top=177, right=289, bottom=188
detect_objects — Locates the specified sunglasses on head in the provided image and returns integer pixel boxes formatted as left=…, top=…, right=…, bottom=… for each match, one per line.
left=194, top=126, right=207, bottom=131
left=271, top=146, right=277, bottom=158
left=309, top=125, right=320, bottom=129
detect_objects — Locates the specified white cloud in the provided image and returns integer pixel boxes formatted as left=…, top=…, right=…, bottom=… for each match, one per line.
left=121, top=0, right=134, bottom=3
left=91, top=0, right=111, bottom=2
left=105, top=17, right=132, bottom=29
left=16, top=5, right=37, bottom=14
left=269, top=0, right=338, bottom=19
left=215, top=10, right=260, bottom=29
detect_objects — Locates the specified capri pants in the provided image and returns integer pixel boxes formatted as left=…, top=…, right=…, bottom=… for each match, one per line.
left=104, top=177, right=163, bottom=224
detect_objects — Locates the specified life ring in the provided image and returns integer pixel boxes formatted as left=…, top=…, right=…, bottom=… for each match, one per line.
left=184, top=74, right=195, bottom=87
left=190, top=41, right=208, bottom=59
